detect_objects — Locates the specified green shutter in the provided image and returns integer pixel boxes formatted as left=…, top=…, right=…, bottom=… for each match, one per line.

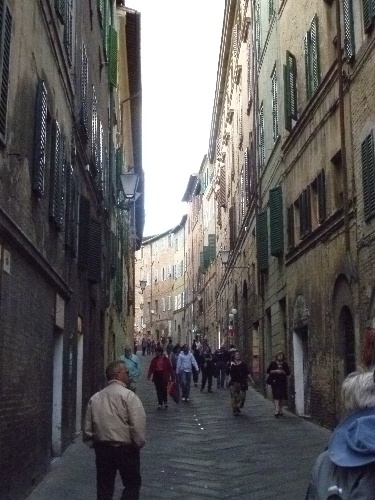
left=257, top=211, right=268, bottom=272
left=64, top=0, right=73, bottom=63
left=362, top=133, right=375, bottom=220
left=88, top=219, right=102, bottom=283
left=33, top=80, right=47, bottom=197
left=108, top=26, right=118, bottom=87
left=363, top=0, right=374, bottom=32
left=343, top=0, right=355, bottom=61
left=203, top=246, right=210, bottom=270
left=208, top=234, right=216, bottom=262
left=304, top=33, right=311, bottom=100
left=0, top=5, right=11, bottom=142
left=97, top=0, right=104, bottom=26
left=55, top=0, right=66, bottom=23
left=78, top=196, right=91, bottom=269
left=270, top=186, right=284, bottom=257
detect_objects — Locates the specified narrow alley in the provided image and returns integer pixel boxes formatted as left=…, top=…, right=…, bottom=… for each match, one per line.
left=27, top=353, right=331, bottom=500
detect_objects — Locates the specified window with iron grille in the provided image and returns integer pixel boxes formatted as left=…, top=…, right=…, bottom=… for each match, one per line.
left=0, top=1, right=11, bottom=144
left=361, top=132, right=375, bottom=220
left=304, top=15, right=320, bottom=101
left=284, top=51, right=297, bottom=131
left=271, top=64, right=279, bottom=142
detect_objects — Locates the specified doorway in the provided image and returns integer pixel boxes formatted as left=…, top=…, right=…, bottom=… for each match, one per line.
left=52, top=329, right=63, bottom=457
left=293, top=326, right=308, bottom=416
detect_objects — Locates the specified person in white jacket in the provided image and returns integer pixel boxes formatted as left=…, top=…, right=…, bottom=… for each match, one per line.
left=176, top=344, right=199, bottom=401
left=83, top=360, right=146, bottom=500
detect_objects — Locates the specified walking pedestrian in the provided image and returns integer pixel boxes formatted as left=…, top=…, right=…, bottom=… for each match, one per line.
left=141, top=337, right=147, bottom=356
left=166, top=338, right=174, bottom=359
left=200, top=350, right=216, bottom=393
left=147, top=347, right=174, bottom=409
left=146, top=338, right=151, bottom=355
left=213, top=345, right=229, bottom=388
left=266, top=351, right=291, bottom=417
left=306, top=370, right=375, bottom=499
left=176, top=344, right=199, bottom=402
left=120, top=346, right=141, bottom=393
left=227, top=351, right=253, bottom=416
left=83, top=360, right=146, bottom=500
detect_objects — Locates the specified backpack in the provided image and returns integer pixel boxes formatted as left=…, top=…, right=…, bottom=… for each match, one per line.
left=305, top=450, right=375, bottom=500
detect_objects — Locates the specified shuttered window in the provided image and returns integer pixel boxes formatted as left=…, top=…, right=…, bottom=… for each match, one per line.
left=208, top=234, right=216, bottom=263
left=271, top=64, right=279, bottom=142
left=55, top=0, right=65, bottom=23
left=64, top=0, right=73, bottom=64
left=270, top=186, right=284, bottom=257
left=317, top=169, right=326, bottom=223
left=255, top=0, right=261, bottom=62
left=284, top=51, right=297, bottom=132
left=298, top=188, right=311, bottom=238
left=0, top=2, right=11, bottom=143
left=362, top=0, right=375, bottom=33
left=78, top=196, right=90, bottom=270
left=361, top=132, right=375, bottom=220
left=88, top=219, right=102, bottom=283
left=49, top=120, right=65, bottom=230
left=269, top=0, right=274, bottom=21
left=80, top=43, right=88, bottom=138
left=343, top=0, right=355, bottom=61
left=65, top=164, right=77, bottom=255
left=257, top=211, right=268, bottom=272
left=287, top=205, right=295, bottom=250
left=259, top=102, right=265, bottom=168
left=33, top=81, right=48, bottom=197
left=219, top=165, right=226, bottom=208
left=304, top=15, right=320, bottom=101
left=108, top=26, right=118, bottom=87
left=91, top=87, right=98, bottom=175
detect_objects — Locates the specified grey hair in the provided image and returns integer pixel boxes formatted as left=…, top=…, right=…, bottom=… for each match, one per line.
left=341, top=370, right=375, bottom=412
left=105, top=361, right=125, bottom=381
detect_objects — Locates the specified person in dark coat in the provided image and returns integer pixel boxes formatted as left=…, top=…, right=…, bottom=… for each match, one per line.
left=266, top=351, right=291, bottom=417
left=200, top=350, right=216, bottom=393
left=227, top=351, right=254, bottom=415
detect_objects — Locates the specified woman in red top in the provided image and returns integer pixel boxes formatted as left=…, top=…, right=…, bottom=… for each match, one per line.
left=147, top=347, right=173, bottom=409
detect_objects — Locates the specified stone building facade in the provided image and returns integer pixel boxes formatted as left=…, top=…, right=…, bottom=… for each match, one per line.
left=0, top=1, right=144, bottom=498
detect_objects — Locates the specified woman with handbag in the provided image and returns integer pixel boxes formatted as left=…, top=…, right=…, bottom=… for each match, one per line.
left=147, top=347, right=173, bottom=409
left=227, top=351, right=253, bottom=416
left=266, top=351, right=291, bottom=417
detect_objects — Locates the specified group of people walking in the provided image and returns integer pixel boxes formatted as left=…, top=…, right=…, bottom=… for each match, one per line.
left=81, top=336, right=375, bottom=500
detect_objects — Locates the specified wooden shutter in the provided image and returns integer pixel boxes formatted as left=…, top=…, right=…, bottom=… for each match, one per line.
left=219, top=165, right=226, bottom=208
left=317, top=169, right=326, bottom=223
left=78, top=196, right=91, bottom=269
left=269, top=0, right=274, bottom=20
left=64, top=0, right=73, bottom=64
left=203, top=246, right=210, bottom=271
left=50, top=120, right=62, bottom=226
left=257, top=211, right=268, bottom=272
left=259, top=102, right=265, bottom=168
left=229, top=205, right=236, bottom=250
left=287, top=205, right=295, bottom=250
left=299, top=188, right=311, bottom=238
left=271, top=65, right=278, bottom=141
left=284, top=51, right=297, bottom=131
left=362, top=0, right=375, bottom=33
left=65, top=164, right=77, bottom=254
left=343, top=0, right=355, bottom=61
left=311, top=15, right=320, bottom=93
left=108, top=26, right=118, bottom=87
left=91, top=87, right=98, bottom=175
left=361, top=133, right=375, bottom=220
left=208, top=234, right=216, bottom=262
left=244, top=147, right=250, bottom=206
left=55, top=0, right=65, bottom=23
left=88, top=219, right=102, bottom=283
left=304, top=33, right=311, bottom=100
left=33, top=81, right=47, bottom=197
left=80, top=44, right=88, bottom=137
left=270, top=186, right=284, bottom=257
left=0, top=4, right=11, bottom=142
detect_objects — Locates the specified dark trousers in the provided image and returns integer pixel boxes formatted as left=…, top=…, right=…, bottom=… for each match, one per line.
left=201, top=371, right=213, bottom=391
left=217, top=366, right=226, bottom=388
left=192, top=365, right=199, bottom=384
left=153, top=371, right=168, bottom=405
left=94, top=443, right=141, bottom=500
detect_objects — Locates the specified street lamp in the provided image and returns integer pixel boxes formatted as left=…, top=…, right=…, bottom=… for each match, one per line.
left=139, top=279, right=147, bottom=293
left=117, top=172, right=140, bottom=210
left=219, top=250, right=250, bottom=269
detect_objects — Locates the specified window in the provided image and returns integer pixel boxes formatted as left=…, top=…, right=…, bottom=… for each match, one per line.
left=80, top=43, right=88, bottom=137
left=343, top=0, right=355, bottom=61
left=269, top=186, right=283, bottom=257
left=298, top=188, right=311, bottom=239
left=154, top=300, right=158, bottom=314
left=361, top=132, right=375, bottom=220
left=304, top=15, right=320, bottom=100
left=284, top=51, right=297, bottom=131
left=258, top=102, right=265, bottom=168
left=287, top=205, right=295, bottom=250
left=168, top=296, right=171, bottom=310
left=161, top=298, right=165, bottom=312
left=50, top=119, right=66, bottom=231
left=91, top=87, right=98, bottom=175
left=256, top=211, right=268, bottom=272
left=269, top=0, right=275, bottom=21
left=33, top=81, right=48, bottom=197
left=255, top=0, right=261, bottom=62
left=0, top=1, right=12, bottom=144
left=271, top=64, right=279, bottom=142
left=363, top=0, right=375, bottom=33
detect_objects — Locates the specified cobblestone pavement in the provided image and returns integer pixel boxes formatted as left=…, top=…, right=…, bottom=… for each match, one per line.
left=28, top=353, right=331, bottom=500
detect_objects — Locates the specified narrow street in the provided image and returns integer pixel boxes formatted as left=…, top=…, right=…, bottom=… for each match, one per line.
left=28, top=353, right=331, bottom=500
